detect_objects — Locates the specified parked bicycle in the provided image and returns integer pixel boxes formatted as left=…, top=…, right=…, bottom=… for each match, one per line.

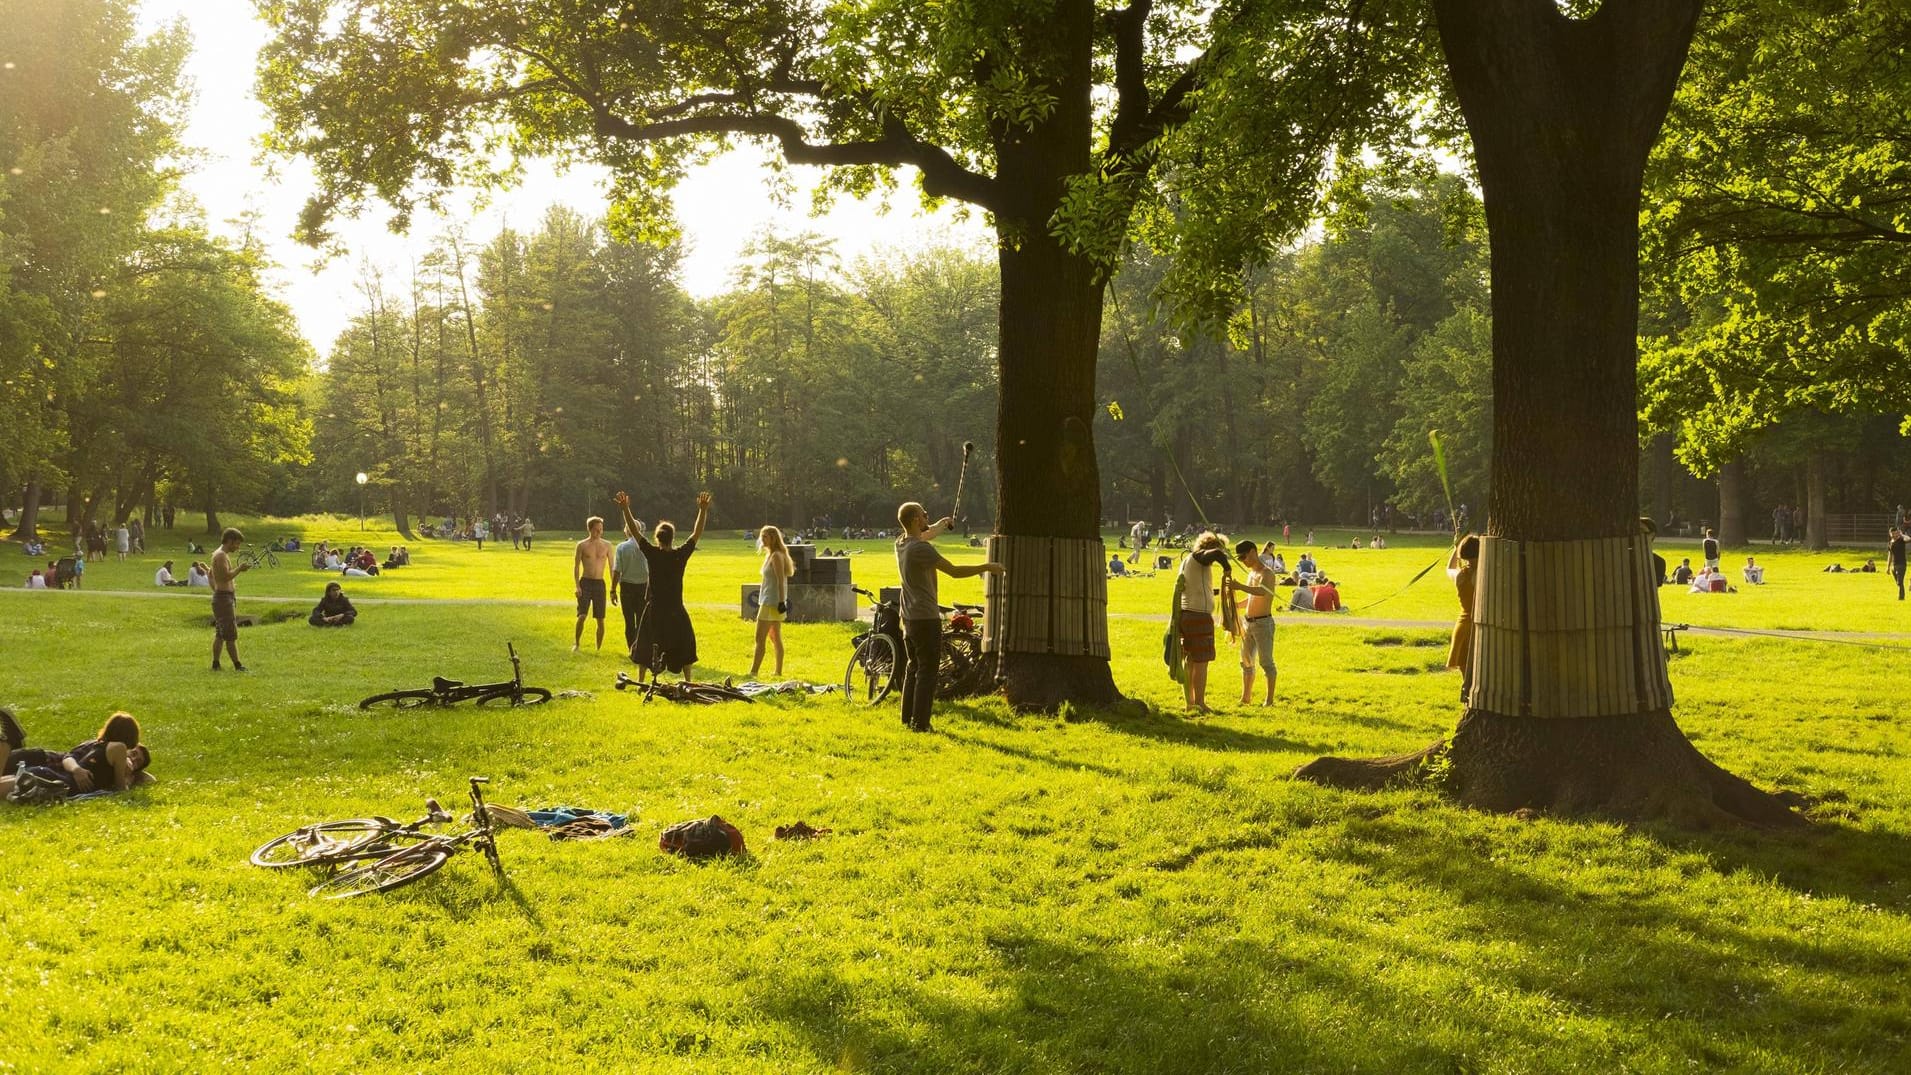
left=252, top=777, right=504, bottom=899
left=613, top=670, right=753, bottom=704
left=238, top=544, right=279, bottom=569
left=359, top=643, right=551, bottom=709
left=842, top=587, right=992, bottom=705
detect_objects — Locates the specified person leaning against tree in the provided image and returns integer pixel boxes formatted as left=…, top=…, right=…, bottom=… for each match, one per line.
left=210, top=527, right=252, bottom=671
left=1447, top=534, right=1481, bottom=704
left=894, top=501, right=1003, bottom=733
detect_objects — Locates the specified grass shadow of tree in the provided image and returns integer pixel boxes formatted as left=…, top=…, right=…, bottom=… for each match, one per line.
left=1067, top=704, right=1335, bottom=756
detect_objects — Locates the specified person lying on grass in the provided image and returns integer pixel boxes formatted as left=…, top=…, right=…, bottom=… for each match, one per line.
left=0, top=709, right=152, bottom=801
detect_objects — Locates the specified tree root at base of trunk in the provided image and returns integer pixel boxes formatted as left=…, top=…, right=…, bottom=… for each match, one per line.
left=1000, top=652, right=1123, bottom=713
left=1294, top=708, right=1806, bottom=828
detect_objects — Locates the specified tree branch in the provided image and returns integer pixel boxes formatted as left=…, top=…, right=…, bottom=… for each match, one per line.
left=594, top=109, right=1003, bottom=212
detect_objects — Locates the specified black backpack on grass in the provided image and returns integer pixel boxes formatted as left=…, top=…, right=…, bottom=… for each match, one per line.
left=659, top=815, right=745, bottom=858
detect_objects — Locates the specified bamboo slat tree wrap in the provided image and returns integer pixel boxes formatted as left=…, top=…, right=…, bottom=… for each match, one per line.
left=983, top=536, right=1111, bottom=661
left=1467, top=536, right=1672, bottom=717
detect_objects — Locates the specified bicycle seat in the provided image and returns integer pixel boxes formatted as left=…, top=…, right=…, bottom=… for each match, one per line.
left=432, top=676, right=464, bottom=691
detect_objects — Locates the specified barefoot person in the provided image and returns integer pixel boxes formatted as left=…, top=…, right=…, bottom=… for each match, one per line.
left=894, top=501, right=1004, bottom=733
left=749, top=525, right=795, bottom=679
left=622, top=490, right=710, bottom=681
left=1447, top=534, right=1480, bottom=704
left=572, top=515, right=615, bottom=652
left=210, top=527, right=252, bottom=671
left=1233, top=540, right=1278, bottom=706
left=1175, top=532, right=1255, bottom=714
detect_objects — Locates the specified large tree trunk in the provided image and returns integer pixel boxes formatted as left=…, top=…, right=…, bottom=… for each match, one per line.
left=983, top=0, right=1119, bottom=711
left=1805, top=450, right=1827, bottom=550
left=1718, top=458, right=1746, bottom=547
left=12, top=477, right=41, bottom=541
left=203, top=486, right=221, bottom=535
left=1299, top=0, right=1799, bottom=826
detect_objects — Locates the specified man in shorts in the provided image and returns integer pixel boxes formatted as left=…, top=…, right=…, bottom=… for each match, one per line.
left=210, top=527, right=252, bottom=671
left=572, top=515, right=614, bottom=652
left=1233, top=540, right=1278, bottom=705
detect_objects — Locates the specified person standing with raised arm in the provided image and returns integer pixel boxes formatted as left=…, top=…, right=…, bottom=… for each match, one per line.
left=894, top=501, right=1004, bottom=733
left=572, top=515, right=615, bottom=652
left=624, top=490, right=710, bottom=681
left=611, top=502, right=649, bottom=661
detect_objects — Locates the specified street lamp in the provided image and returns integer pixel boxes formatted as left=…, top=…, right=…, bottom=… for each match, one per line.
left=355, top=472, right=369, bottom=531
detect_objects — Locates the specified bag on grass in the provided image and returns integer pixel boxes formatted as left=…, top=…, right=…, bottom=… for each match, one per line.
left=659, top=815, right=745, bottom=858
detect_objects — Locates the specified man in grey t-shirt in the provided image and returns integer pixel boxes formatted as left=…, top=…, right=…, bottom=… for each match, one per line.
left=893, top=500, right=1003, bottom=732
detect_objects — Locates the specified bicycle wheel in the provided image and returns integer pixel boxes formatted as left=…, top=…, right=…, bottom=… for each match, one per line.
left=360, top=690, right=440, bottom=710
left=308, top=844, right=452, bottom=899
left=251, top=819, right=398, bottom=868
left=475, top=687, right=552, bottom=707
left=265, top=552, right=279, bottom=568
left=937, top=632, right=976, bottom=696
left=844, top=633, right=899, bottom=705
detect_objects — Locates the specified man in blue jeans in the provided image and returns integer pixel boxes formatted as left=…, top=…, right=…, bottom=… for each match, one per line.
left=893, top=501, right=1003, bottom=732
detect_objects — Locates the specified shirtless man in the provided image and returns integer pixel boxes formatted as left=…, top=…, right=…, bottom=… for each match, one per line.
left=210, top=527, right=252, bottom=671
left=573, top=516, right=615, bottom=652
left=1233, top=540, right=1278, bottom=705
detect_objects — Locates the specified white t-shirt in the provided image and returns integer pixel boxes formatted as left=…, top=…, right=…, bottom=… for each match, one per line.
left=154, top=566, right=175, bottom=586
left=188, top=567, right=210, bottom=587
left=1179, top=554, right=1215, bottom=614
left=26, top=573, right=47, bottom=589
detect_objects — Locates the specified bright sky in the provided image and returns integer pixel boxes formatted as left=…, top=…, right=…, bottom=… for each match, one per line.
left=139, top=0, right=989, bottom=355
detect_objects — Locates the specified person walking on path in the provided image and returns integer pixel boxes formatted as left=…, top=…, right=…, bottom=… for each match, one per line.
left=893, top=501, right=1003, bottom=732
left=750, top=525, right=796, bottom=678
left=209, top=527, right=252, bottom=671
left=1233, top=540, right=1279, bottom=706
left=622, top=490, right=709, bottom=680
left=1447, top=534, right=1481, bottom=704
left=1889, top=527, right=1908, bottom=601
left=610, top=505, right=649, bottom=665
left=572, top=516, right=615, bottom=652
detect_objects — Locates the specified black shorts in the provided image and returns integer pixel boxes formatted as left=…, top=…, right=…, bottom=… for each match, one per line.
left=576, top=577, right=607, bottom=619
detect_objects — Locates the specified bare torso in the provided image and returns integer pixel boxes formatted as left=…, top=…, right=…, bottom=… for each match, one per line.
left=576, top=537, right=614, bottom=580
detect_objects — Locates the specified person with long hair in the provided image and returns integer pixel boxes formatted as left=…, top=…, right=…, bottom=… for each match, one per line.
left=750, top=525, right=796, bottom=678
left=1447, top=534, right=1481, bottom=704
left=617, top=490, right=709, bottom=681
left=1, top=709, right=151, bottom=801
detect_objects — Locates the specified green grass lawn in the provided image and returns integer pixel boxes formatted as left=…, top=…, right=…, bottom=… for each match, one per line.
left=3, top=518, right=1910, bottom=1072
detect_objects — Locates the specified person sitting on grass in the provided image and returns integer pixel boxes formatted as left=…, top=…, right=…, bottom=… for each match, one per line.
left=0, top=709, right=152, bottom=803
left=308, top=581, right=357, bottom=626
left=25, top=569, right=47, bottom=590
left=1742, top=557, right=1765, bottom=585
left=155, top=560, right=183, bottom=587
left=1671, top=558, right=1694, bottom=586
left=1296, top=551, right=1318, bottom=577
left=187, top=561, right=211, bottom=587
left=1288, top=580, right=1316, bottom=612
left=1312, top=576, right=1343, bottom=612
left=1261, top=543, right=1286, bottom=575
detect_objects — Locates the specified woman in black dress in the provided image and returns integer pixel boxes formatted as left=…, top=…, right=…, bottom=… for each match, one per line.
left=618, top=490, right=710, bottom=681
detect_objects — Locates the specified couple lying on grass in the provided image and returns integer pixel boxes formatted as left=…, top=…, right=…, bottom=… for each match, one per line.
left=1, top=708, right=153, bottom=804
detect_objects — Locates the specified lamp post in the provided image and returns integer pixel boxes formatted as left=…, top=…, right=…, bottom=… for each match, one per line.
left=355, top=472, right=369, bottom=531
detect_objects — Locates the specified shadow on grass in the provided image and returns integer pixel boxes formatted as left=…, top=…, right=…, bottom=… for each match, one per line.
left=938, top=731, right=1130, bottom=780
left=1640, top=818, right=1911, bottom=910
left=1072, top=704, right=1334, bottom=756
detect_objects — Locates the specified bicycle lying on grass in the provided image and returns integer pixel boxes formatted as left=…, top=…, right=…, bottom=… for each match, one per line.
left=842, top=587, right=995, bottom=705
left=613, top=670, right=753, bottom=704
left=359, top=643, right=551, bottom=709
left=251, top=777, right=503, bottom=899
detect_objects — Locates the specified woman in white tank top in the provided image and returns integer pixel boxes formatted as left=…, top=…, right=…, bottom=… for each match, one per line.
left=751, top=525, right=796, bottom=678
